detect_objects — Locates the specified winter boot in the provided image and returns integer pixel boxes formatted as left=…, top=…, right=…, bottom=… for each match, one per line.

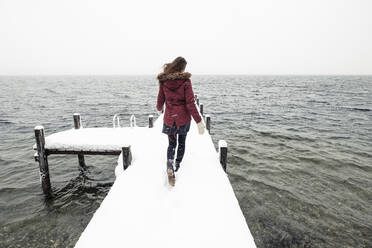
left=175, top=161, right=181, bottom=172
left=167, top=159, right=175, bottom=186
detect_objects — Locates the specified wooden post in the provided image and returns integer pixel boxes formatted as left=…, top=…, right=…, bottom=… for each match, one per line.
left=73, top=113, right=86, bottom=170
left=218, top=140, right=228, bottom=172
left=205, top=114, right=211, bottom=134
left=73, top=113, right=81, bottom=129
left=34, top=126, right=52, bottom=196
left=199, top=103, right=204, bottom=116
left=195, top=94, right=199, bottom=106
left=34, top=152, right=39, bottom=162
left=148, top=115, right=154, bottom=128
left=122, top=145, right=132, bottom=170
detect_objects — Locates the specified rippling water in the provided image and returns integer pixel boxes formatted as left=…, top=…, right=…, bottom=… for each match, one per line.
left=0, top=75, right=371, bottom=248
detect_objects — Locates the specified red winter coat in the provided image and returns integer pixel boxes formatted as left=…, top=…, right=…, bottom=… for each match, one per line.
left=157, top=72, right=201, bottom=128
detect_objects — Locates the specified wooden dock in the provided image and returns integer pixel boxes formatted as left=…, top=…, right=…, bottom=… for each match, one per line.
left=32, top=97, right=256, bottom=247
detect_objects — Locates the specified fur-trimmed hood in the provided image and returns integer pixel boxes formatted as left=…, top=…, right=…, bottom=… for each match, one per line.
left=157, top=72, right=191, bottom=82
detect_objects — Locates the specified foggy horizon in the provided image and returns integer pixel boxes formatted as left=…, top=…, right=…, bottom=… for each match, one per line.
left=1, top=73, right=372, bottom=76
left=1, top=0, right=371, bottom=75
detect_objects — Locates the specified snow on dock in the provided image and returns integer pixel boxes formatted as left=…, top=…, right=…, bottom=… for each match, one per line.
left=34, top=127, right=148, bottom=153
left=73, top=115, right=256, bottom=248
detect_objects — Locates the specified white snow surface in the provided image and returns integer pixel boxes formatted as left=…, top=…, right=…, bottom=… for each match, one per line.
left=74, top=115, right=256, bottom=248
left=218, top=139, right=227, bottom=148
left=34, top=127, right=148, bottom=151
left=34, top=125, right=44, bottom=130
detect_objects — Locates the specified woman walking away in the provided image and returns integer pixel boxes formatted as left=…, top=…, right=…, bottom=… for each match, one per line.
left=157, top=57, right=205, bottom=186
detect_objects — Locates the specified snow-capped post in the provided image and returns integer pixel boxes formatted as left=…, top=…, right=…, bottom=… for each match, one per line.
left=73, top=113, right=86, bottom=170
left=218, top=140, right=228, bottom=172
left=194, top=94, right=200, bottom=106
left=148, top=115, right=154, bottom=128
left=34, top=152, right=39, bottom=162
left=34, top=126, right=52, bottom=196
left=205, top=114, right=211, bottom=134
left=73, top=113, right=82, bottom=129
left=200, top=103, right=204, bottom=116
left=122, top=145, right=132, bottom=170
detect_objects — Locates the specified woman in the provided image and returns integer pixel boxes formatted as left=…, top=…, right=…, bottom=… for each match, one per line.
left=157, top=56, right=205, bottom=186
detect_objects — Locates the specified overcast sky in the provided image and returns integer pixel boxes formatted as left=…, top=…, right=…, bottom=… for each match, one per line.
left=0, top=0, right=371, bottom=75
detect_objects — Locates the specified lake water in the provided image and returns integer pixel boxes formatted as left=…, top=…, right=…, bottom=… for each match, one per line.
left=0, top=75, right=371, bottom=248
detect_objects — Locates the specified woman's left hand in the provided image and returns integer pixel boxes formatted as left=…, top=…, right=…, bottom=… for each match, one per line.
left=197, top=121, right=205, bottom=135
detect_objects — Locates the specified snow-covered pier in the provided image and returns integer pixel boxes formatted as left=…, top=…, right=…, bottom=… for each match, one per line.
left=32, top=98, right=256, bottom=247
left=33, top=113, right=155, bottom=195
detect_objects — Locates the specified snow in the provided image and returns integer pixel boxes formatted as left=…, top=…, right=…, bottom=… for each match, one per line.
left=33, top=127, right=149, bottom=152
left=34, top=125, right=44, bottom=130
left=74, top=115, right=256, bottom=248
left=218, top=139, right=227, bottom=148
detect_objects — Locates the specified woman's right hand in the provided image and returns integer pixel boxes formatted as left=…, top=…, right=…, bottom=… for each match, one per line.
left=197, top=121, right=205, bottom=135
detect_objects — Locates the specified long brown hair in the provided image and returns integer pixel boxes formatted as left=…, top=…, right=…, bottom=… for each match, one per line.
left=163, top=57, right=187, bottom=74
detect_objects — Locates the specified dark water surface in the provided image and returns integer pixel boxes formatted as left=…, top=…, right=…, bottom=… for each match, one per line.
left=0, top=75, right=371, bottom=248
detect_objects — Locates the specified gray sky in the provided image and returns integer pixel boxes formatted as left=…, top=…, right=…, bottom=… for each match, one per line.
left=0, top=0, right=371, bottom=75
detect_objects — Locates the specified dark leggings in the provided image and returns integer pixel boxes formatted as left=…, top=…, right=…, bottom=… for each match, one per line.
left=167, top=133, right=187, bottom=163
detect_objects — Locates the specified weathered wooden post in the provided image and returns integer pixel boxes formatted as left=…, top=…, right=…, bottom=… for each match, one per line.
left=205, top=114, right=211, bottom=134
left=195, top=94, right=200, bottom=106
left=73, top=113, right=82, bottom=129
left=148, top=115, right=154, bottom=128
left=122, top=145, right=132, bottom=170
left=199, top=103, right=204, bottom=116
left=73, top=113, right=86, bottom=170
left=218, top=140, right=228, bottom=172
left=34, top=126, right=52, bottom=196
